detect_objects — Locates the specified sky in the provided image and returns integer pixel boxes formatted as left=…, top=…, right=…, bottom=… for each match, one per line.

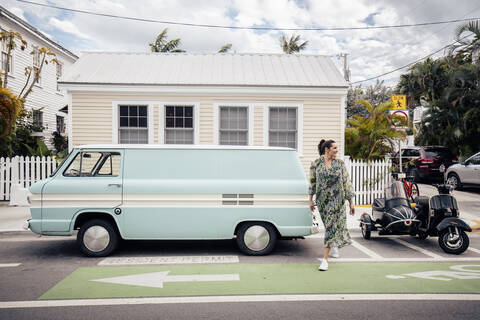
left=3, top=0, right=480, bottom=87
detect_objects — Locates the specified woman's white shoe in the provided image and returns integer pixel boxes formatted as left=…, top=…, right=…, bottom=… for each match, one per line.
left=329, top=246, right=339, bottom=258
left=318, top=259, right=328, bottom=271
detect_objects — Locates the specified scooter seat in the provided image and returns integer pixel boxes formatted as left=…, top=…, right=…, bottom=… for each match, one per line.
left=372, top=198, right=385, bottom=211
left=430, top=195, right=458, bottom=210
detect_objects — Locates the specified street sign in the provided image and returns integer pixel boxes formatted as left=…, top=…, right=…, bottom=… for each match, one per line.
left=391, top=94, right=407, bottom=110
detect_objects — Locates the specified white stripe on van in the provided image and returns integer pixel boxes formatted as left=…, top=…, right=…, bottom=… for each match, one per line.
left=37, top=193, right=310, bottom=209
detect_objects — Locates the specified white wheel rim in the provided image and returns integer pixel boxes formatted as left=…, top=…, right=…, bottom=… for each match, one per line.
left=83, top=225, right=110, bottom=252
left=244, top=225, right=270, bottom=251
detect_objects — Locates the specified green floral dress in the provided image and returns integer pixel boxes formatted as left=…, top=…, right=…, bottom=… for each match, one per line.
left=309, top=157, right=355, bottom=248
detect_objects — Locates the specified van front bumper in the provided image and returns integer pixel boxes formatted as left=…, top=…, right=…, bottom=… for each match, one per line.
left=26, top=219, right=42, bottom=235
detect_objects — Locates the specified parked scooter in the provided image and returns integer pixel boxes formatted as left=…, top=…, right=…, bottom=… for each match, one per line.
left=360, top=180, right=420, bottom=239
left=413, top=183, right=471, bottom=254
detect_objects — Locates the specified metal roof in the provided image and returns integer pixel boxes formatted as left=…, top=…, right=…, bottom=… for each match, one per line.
left=60, top=52, right=348, bottom=88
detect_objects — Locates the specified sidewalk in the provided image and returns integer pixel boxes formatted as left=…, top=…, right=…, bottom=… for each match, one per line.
left=0, top=202, right=30, bottom=232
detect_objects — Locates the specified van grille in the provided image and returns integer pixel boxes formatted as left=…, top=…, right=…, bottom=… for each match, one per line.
left=222, top=194, right=254, bottom=205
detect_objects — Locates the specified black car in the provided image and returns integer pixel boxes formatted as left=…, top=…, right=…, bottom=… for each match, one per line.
left=391, top=146, right=458, bottom=182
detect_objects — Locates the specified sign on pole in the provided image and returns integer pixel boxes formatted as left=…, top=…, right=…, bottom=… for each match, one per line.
left=391, top=94, right=407, bottom=110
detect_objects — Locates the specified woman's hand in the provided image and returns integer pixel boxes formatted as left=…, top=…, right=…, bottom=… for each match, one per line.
left=349, top=206, right=355, bottom=216
left=309, top=200, right=315, bottom=212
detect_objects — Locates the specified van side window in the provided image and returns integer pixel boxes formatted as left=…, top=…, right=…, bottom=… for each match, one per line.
left=97, top=153, right=121, bottom=176
left=63, top=152, right=121, bottom=177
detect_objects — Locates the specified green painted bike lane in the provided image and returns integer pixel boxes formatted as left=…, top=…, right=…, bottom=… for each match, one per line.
left=40, top=262, right=480, bottom=300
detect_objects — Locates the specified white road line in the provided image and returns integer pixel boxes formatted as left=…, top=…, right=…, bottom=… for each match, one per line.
left=319, top=257, right=480, bottom=262
left=0, top=294, right=479, bottom=309
left=390, top=238, right=444, bottom=259
left=350, top=239, right=384, bottom=259
left=468, top=247, right=480, bottom=254
left=0, top=263, right=21, bottom=268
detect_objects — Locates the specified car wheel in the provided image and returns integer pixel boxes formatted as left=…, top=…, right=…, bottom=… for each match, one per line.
left=236, top=222, right=277, bottom=256
left=360, top=214, right=372, bottom=240
left=77, top=219, right=119, bottom=257
left=438, top=227, right=469, bottom=255
left=447, top=173, right=462, bottom=190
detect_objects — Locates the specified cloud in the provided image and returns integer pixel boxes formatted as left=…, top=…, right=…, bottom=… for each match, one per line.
left=3, top=0, right=480, bottom=87
left=49, top=17, right=91, bottom=39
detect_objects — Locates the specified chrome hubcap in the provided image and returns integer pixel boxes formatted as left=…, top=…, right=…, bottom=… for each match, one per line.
left=244, top=225, right=270, bottom=251
left=83, top=225, right=110, bottom=252
left=444, top=231, right=462, bottom=249
left=448, top=176, right=458, bottom=189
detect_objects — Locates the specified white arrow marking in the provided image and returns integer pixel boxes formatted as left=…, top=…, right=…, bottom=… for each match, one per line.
left=92, top=271, right=240, bottom=288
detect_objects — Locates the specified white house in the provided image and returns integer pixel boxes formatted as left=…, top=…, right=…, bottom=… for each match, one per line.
left=0, top=5, right=77, bottom=148
left=59, top=52, right=349, bottom=173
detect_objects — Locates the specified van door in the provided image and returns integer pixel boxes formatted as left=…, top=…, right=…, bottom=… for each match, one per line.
left=41, top=150, right=123, bottom=232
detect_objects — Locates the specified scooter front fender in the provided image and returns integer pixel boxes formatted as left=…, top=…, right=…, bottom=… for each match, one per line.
left=436, top=217, right=472, bottom=232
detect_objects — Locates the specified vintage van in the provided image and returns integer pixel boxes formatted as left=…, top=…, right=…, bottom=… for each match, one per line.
left=26, top=145, right=315, bottom=257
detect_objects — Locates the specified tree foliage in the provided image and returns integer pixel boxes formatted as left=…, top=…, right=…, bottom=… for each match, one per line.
left=345, top=100, right=406, bottom=160
left=397, top=20, right=480, bottom=157
left=149, top=28, right=185, bottom=53
left=347, top=80, right=393, bottom=120
left=279, top=34, right=308, bottom=54
left=218, top=43, right=232, bottom=53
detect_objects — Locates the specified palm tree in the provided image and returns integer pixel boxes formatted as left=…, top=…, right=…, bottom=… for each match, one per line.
left=218, top=43, right=232, bottom=53
left=149, top=28, right=185, bottom=53
left=448, top=20, right=480, bottom=62
left=279, top=34, right=308, bottom=54
left=345, top=100, right=406, bottom=160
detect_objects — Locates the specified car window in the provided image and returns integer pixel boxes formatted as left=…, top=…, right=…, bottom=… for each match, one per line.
left=425, top=148, right=453, bottom=158
left=468, top=154, right=480, bottom=165
left=402, top=149, right=419, bottom=157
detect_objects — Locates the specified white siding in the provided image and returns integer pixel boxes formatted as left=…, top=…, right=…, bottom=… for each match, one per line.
left=0, top=16, right=76, bottom=149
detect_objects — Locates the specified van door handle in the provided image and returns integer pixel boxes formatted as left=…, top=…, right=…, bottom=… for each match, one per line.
left=107, top=183, right=122, bottom=187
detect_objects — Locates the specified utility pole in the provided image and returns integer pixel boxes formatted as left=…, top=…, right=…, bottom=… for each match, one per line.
left=337, top=52, right=350, bottom=82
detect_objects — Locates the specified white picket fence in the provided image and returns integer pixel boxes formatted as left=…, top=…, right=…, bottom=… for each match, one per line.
left=344, top=156, right=393, bottom=205
left=1, top=155, right=392, bottom=205
left=0, top=156, right=59, bottom=201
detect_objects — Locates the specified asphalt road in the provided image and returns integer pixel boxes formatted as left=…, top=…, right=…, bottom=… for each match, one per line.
left=1, top=231, right=480, bottom=319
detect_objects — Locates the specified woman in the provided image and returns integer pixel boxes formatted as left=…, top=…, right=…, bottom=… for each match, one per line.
left=309, top=139, right=355, bottom=271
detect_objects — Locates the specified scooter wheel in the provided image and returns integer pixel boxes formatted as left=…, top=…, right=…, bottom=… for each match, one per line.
left=438, top=228, right=469, bottom=254
left=360, top=214, right=372, bottom=240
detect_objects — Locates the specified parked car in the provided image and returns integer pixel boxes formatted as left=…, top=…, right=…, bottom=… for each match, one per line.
left=391, top=146, right=458, bottom=182
left=445, top=152, right=480, bottom=189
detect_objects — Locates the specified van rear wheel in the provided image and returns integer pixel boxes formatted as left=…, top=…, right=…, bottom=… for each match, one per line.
left=236, top=222, right=277, bottom=255
left=77, top=219, right=118, bottom=257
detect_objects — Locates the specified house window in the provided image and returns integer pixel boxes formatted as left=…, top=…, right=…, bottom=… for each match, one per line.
left=119, top=105, right=148, bottom=144
left=56, top=115, right=65, bottom=134
left=56, top=61, right=63, bottom=91
left=32, top=110, right=43, bottom=131
left=219, top=106, right=248, bottom=145
left=165, top=105, right=194, bottom=144
left=32, top=47, right=41, bottom=85
left=1, top=36, right=12, bottom=74
left=268, top=107, right=297, bottom=149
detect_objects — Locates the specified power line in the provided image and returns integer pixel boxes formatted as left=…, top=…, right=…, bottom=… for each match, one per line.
left=350, top=34, right=472, bottom=84
left=15, top=0, right=480, bottom=32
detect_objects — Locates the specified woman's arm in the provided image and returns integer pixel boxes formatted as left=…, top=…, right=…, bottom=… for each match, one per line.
left=308, top=161, right=317, bottom=211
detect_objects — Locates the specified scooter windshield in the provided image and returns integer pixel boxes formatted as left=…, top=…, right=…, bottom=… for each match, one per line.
left=385, top=181, right=408, bottom=200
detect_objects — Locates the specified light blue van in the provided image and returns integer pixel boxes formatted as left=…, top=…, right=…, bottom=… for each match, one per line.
left=27, top=145, right=315, bottom=256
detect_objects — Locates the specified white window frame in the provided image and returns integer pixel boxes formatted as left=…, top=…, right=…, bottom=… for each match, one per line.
left=112, top=101, right=154, bottom=144
left=213, top=102, right=254, bottom=146
left=158, top=102, right=200, bottom=144
left=0, top=29, right=13, bottom=75
left=262, top=103, right=303, bottom=155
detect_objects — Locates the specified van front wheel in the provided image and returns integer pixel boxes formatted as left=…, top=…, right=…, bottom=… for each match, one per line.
left=77, top=219, right=118, bottom=257
left=236, top=222, right=277, bottom=255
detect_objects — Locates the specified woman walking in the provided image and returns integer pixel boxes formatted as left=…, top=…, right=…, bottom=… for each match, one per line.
left=309, top=139, right=355, bottom=271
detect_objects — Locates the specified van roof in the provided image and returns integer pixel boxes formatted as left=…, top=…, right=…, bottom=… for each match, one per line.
left=75, top=144, right=295, bottom=151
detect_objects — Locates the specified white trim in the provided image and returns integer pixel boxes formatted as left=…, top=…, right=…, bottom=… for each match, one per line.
left=157, top=102, right=200, bottom=145
left=60, top=84, right=348, bottom=97
left=340, top=95, right=346, bottom=159
left=213, top=102, right=254, bottom=146
left=112, top=101, right=154, bottom=144
left=262, top=102, right=303, bottom=156
left=67, top=92, right=73, bottom=151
